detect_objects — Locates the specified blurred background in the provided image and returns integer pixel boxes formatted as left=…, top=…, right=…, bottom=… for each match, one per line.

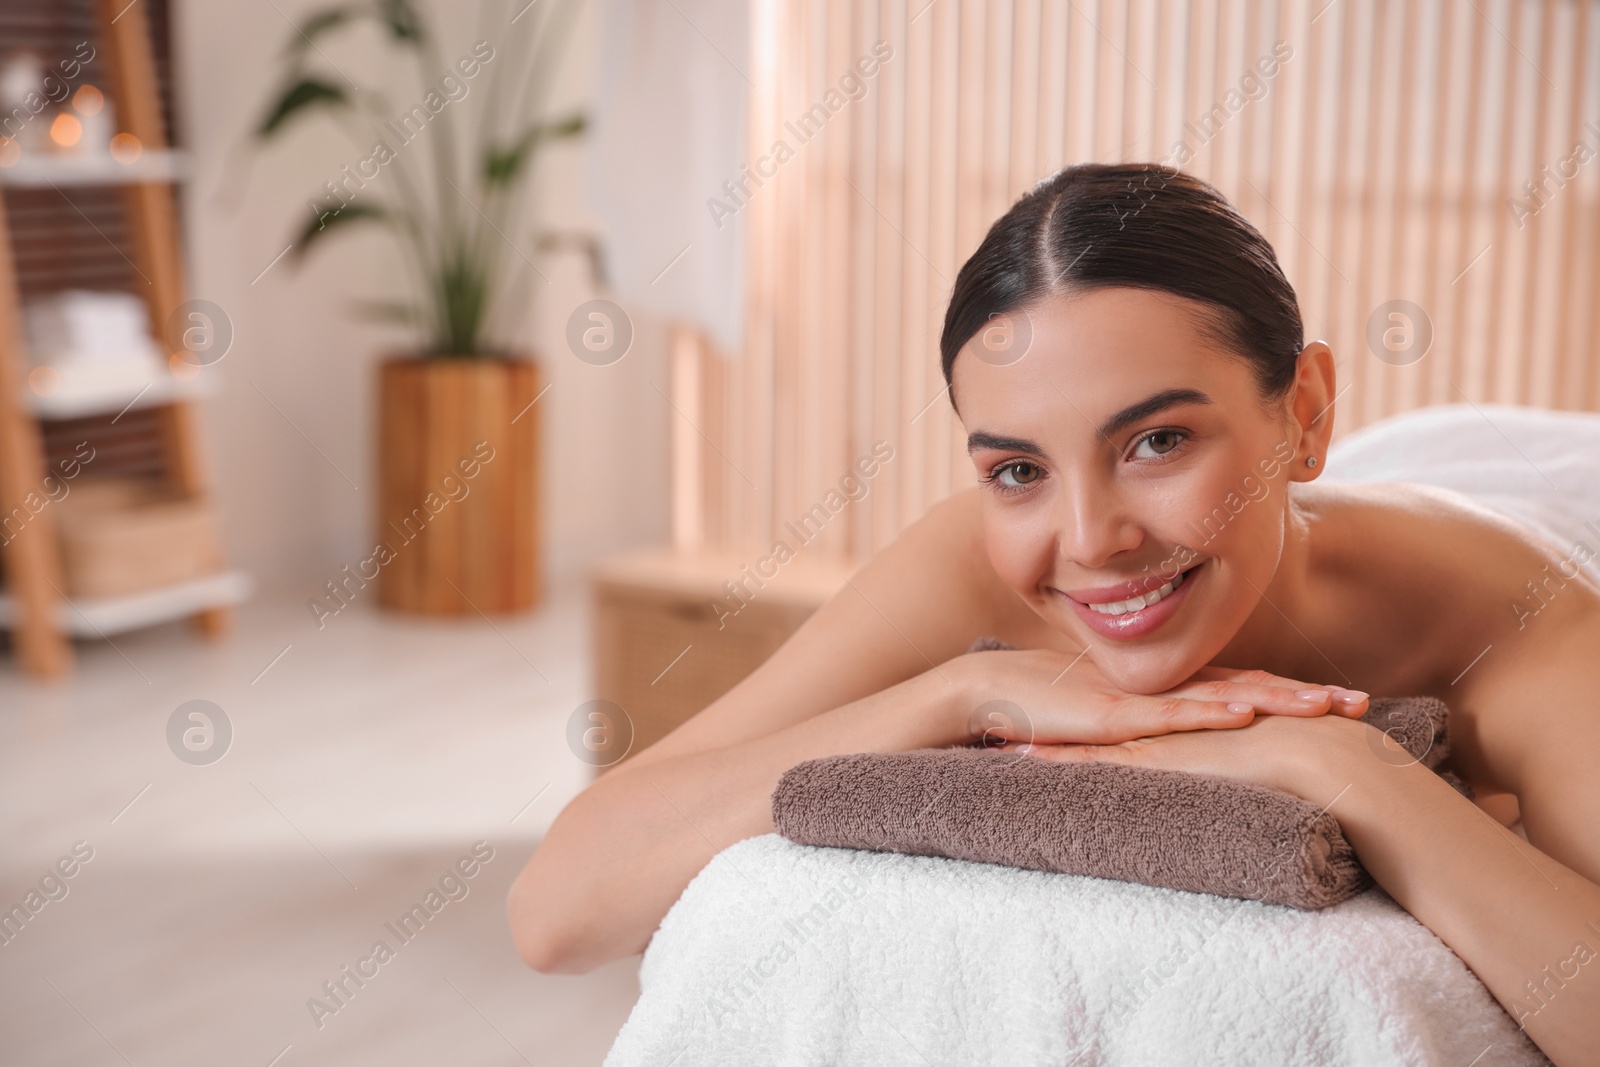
left=1, top=0, right=1597, bottom=1064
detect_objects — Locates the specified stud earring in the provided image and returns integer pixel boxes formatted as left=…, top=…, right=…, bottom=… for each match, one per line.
left=1306, top=456, right=1319, bottom=469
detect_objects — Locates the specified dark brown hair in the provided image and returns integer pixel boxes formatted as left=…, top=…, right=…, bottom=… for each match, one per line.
left=939, top=163, right=1303, bottom=408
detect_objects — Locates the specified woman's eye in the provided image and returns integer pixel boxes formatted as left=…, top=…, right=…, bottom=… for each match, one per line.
left=991, top=461, right=1041, bottom=489
left=1130, top=429, right=1186, bottom=460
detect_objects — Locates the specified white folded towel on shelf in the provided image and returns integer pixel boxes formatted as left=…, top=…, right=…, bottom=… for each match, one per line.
left=604, top=835, right=1548, bottom=1067
left=22, top=288, right=163, bottom=369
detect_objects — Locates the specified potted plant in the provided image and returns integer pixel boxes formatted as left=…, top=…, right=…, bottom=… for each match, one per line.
left=254, top=0, right=585, bottom=614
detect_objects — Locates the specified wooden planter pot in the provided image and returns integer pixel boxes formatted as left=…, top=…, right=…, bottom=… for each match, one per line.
left=376, top=356, right=540, bottom=615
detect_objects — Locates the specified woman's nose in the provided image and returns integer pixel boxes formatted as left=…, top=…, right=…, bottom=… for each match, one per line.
left=1055, top=472, right=1143, bottom=568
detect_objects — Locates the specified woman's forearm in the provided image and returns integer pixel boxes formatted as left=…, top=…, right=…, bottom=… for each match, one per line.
left=508, top=664, right=974, bottom=974
left=1310, top=740, right=1600, bottom=1066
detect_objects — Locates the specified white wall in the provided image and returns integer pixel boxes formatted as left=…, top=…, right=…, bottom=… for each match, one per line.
left=171, top=0, right=671, bottom=599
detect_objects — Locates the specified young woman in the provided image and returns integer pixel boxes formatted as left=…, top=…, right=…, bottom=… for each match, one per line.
left=511, top=164, right=1600, bottom=1066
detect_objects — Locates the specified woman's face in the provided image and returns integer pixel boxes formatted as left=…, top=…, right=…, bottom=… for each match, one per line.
left=952, top=286, right=1307, bottom=694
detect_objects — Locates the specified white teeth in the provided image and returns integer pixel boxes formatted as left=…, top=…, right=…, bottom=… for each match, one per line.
left=1086, top=569, right=1186, bottom=615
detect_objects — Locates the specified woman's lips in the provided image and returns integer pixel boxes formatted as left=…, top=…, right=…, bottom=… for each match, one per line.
left=1059, top=569, right=1182, bottom=603
left=1055, top=561, right=1203, bottom=640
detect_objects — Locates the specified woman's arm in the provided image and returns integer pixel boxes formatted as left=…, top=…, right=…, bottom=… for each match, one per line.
left=510, top=642, right=1340, bottom=975
left=508, top=493, right=1006, bottom=974
left=1308, top=725, right=1600, bottom=1067
left=508, top=662, right=970, bottom=974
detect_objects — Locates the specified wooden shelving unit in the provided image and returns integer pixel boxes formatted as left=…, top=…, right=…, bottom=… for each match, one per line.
left=0, top=0, right=245, bottom=677
left=0, top=146, right=186, bottom=189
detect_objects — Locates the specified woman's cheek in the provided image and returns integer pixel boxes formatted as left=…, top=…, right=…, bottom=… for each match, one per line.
left=1172, top=452, right=1277, bottom=556
left=982, top=508, right=1056, bottom=601
left=1187, top=482, right=1285, bottom=608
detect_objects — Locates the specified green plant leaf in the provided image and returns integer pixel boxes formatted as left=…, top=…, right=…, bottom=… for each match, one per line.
left=257, top=78, right=350, bottom=137
left=482, top=112, right=586, bottom=187
left=374, top=0, right=424, bottom=43
left=284, top=6, right=364, bottom=57
left=543, top=112, right=588, bottom=141
left=291, top=202, right=389, bottom=260
left=426, top=242, right=493, bottom=354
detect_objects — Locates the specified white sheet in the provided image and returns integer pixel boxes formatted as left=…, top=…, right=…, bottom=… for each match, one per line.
left=1323, top=403, right=1600, bottom=584
left=604, top=835, right=1548, bottom=1066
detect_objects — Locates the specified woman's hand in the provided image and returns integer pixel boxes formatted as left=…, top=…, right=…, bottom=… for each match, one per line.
left=988, top=710, right=1370, bottom=797
left=951, top=646, right=1370, bottom=749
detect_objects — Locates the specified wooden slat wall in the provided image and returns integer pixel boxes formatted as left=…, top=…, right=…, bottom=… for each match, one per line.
left=679, top=0, right=1600, bottom=563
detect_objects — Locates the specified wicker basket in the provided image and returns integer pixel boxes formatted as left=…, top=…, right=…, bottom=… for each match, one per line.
left=54, top=479, right=224, bottom=599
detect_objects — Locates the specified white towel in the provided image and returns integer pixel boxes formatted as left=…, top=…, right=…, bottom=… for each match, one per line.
left=22, top=289, right=163, bottom=368
left=604, top=835, right=1548, bottom=1066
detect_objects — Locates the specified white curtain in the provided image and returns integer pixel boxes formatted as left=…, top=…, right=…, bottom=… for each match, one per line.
left=586, top=0, right=748, bottom=355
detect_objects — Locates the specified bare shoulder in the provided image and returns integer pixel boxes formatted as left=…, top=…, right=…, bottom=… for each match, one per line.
left=624, top=486, right=1034, bottom=768
left=1308, top=480, right=1599, bottom=658
left=792, top=483, right=1024, bottom=670
left=1322, top=481, right=1600, bottom=877
left=1459, top=559, right=1600, bottom=882
left=1401, top=482, right=1600, bottom=876
left=1314, top=478, right=1600, bottom=692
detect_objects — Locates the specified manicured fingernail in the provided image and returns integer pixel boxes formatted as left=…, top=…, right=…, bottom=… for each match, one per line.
left=1227, top=702, right=1253, bottom=714
left=1296, top=689, right=1329, bottom=702
left=1334, top=690, right=1368, bottom=703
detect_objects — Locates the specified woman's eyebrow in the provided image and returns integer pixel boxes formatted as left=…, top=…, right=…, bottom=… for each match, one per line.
left=966, top=387, right=1214, bottom=455
left=1096, top=387, right=1213, bottom=439
left=966, top=431, right=1045, bottom=456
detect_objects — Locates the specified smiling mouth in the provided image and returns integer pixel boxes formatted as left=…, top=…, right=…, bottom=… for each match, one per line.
left=1063, top=563, right=1202, bottom=616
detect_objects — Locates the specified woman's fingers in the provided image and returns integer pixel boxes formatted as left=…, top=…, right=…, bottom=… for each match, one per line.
left=1104, top=694, right=1260, bottom=742
left=1182, top=667, right=1369, bottom=718
left=1326, top=691, right=1371, bottom=717
left=1200, top=680, right=1340, bottom=716
left=971, top=655, right=1372, bottom=749
left=1101, top=688, right=1365, bottom=745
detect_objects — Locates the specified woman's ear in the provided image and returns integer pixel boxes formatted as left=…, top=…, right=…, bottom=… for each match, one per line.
left=1286, top=341, right=1336, bottom=481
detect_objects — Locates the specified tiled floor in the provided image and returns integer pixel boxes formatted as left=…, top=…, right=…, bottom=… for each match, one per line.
left=0, top=577, right=642, bottom=1066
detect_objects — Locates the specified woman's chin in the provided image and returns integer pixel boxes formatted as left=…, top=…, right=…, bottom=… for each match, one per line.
left=1098, top=651, right=1206, bottom=696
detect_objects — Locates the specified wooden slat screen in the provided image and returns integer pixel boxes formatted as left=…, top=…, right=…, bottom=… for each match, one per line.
left=1, top=0, right=178, bottom=301
left=0, top=0, right=178, bottom=151
left=676, top=0, right=1598, bottom=564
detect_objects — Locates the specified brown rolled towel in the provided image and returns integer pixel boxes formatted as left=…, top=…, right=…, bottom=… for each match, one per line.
left=771, top=636, right=1469, bottom=910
